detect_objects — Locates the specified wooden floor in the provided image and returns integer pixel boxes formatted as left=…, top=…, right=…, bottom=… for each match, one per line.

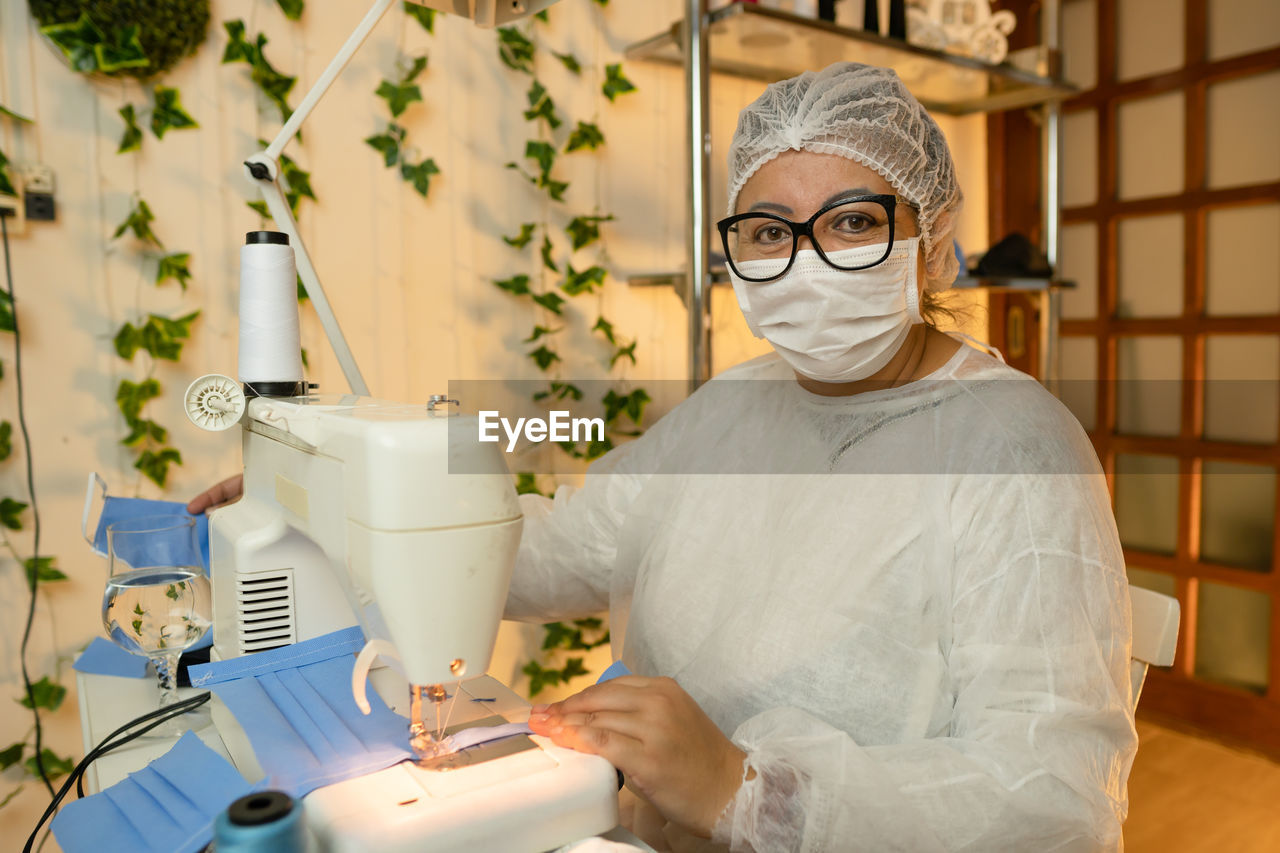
left=1125, top=718, right=1280, bottom=851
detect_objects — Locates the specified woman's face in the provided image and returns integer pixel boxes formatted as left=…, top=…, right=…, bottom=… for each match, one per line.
left=734, top=150, right=924, bottom=284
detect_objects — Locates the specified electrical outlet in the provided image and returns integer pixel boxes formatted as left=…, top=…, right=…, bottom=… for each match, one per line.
left=21, top=164, right=55, bottom=222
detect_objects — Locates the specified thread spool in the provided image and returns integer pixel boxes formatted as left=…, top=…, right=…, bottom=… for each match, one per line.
left=239, top=231, right=304, bottom=398
left=213, top=790, right=303, bottom=852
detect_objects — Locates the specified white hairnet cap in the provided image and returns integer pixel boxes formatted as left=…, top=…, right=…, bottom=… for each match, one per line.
left=727, top=62, right=964, bottom=290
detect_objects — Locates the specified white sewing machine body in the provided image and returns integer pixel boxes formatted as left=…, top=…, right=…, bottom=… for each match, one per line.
left=207, top=393, right=619, bottom=851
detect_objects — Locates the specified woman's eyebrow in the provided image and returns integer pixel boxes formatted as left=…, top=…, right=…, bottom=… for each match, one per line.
left=746, top=187, right=878, bottom=215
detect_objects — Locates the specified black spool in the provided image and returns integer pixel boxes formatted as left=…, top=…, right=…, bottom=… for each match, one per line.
left=245, top=230, right=289, bottom=245
left=227, top=791, right=293, bottom=827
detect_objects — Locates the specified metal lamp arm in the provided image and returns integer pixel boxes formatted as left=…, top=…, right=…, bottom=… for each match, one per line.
left=241, top=0, right=398, bottom=396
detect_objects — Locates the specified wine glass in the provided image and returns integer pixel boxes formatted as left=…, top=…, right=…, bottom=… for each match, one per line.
left=103, top=515, right=212, bottom=734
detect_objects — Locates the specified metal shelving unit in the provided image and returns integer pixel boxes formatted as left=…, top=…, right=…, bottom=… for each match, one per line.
left=625, top=1, right=1075, bottom=387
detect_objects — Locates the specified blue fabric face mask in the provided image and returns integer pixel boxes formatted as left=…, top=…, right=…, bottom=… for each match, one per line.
left=82, top=472, right=210, bottom=573
left=188, top=626, right=413, bottom=797
left=50, top=730, right=254, bottom=853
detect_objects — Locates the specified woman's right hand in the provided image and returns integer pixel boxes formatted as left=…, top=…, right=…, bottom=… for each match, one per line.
left=187, top=474, right=244, bottom=514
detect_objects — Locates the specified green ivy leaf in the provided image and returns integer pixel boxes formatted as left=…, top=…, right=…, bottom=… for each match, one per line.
left=402, top=54, right=429, bottom=83
left=529, top=345, right=561, bottom=372
left=540, top=235, right=558, bottom=273
left=602, top=63, right=636, bottom=102
left=603, top=388, right=650, bottom=427
left=18, top=676, right=66, bottom=711
left=118, top=104, right=143, bottom=154
left=276, top=0, right=304, bottom=21
left=593, top=0, right=610, bottom=6
left=155, top=253, right=192, bottom=290
left=248, top=34, right=297, bottom=125
left=524, top=140, right=557, bottom=182
left=0, top=287, right=14, bottom=332
left=565, top=121, right=605, bottom=153
left=543, top=178, right=569, bottom=202
left=523, top=325, right=560, bottom=343
left=116, top=378, right=162, bottom=423
left=503, top=222, right=537, bottom=249
left=533, top=381, right=583, bottom=402
left=0, top=421, right=11, bottom=460
left=116, top=312, right=199, bottom=362
left=400, top=158, right=440, bottom=197
left=222, top=20, right=255, bottom=64
left=135, top=447, right=183, bottom=488
left=514, top=472, right=545, bottom=497
left=376, top=79, right=423, bottom=118
left=553, top=51, right=581, bottom=75
left=0, top=150, right=15, bottom=197
left=121, top=418, right=168, bottom=448
left=610, top=341, right=638, bottom=368
left=0, top=497, right=27, bottom=531
left=246, top=199, right=269, bottom=218
left=592, top=316, right=616, bottom=345
left=0, top=742, right=22, bottom=771
left=523, top=80, right=561, bottom=129
left=24, top=749, right=73, bottom=781
left=365, top=123, right=406, bottom=168
left=150, top=86, right=198, bottom=139
left=561, top=264, right=607, bottom=296
left=560, top=657, right=589, bottom=680
left=494, top=274, right=531, bottom=296
left=532, top=291, right=565, bottom=315
left=535, top=10, right=550, bottom=23
left=112, top=198, right=162, bottom=247
left=405, top=3, right=436, bottom=33
left=0, top=105, right=33, bottom=123
left=42, top=13, right=106, bottom=74
left=565, top=214, right=614, bottom=250
left=497, top=27, right=535, bottom=74
left=95, top=25, right=149, bottom=73
left=24, top=557, right=67, bottom=590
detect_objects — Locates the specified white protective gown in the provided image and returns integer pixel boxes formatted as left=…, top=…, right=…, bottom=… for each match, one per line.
left=506, top=344, right=1137, bottom=853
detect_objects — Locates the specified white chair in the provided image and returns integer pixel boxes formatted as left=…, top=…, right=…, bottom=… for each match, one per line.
left=1128, top=585, right=1180, bottom=710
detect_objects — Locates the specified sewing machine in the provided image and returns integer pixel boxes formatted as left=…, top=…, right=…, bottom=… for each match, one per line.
left=194, top=390, right=620, bottom=851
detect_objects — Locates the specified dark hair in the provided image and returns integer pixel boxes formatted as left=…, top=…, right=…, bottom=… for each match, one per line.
left=920, top=288, right=972, bottom=328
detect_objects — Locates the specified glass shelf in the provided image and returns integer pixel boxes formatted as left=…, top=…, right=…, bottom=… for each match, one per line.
left=624, top=3, right=1077, bottom=116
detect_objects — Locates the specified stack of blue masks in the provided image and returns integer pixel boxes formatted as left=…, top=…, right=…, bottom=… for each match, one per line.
left=51, top=731, right=254, bottom=853
left=188, top=626, right=413, bottom=798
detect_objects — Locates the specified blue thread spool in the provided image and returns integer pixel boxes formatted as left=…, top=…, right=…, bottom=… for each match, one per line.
left=214, top=790, right=303, bottom=852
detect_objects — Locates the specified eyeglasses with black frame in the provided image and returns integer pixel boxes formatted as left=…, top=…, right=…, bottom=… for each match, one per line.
left=717, top=193, right=899, bottom=283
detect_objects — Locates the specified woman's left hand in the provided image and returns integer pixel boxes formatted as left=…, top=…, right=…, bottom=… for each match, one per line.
left=528, top=676, right=747, bottom=838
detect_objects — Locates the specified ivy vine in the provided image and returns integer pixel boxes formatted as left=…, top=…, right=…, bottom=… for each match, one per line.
left=363, top=7, right=442, bottom=198
left=489, top=2, right=643, bottom=693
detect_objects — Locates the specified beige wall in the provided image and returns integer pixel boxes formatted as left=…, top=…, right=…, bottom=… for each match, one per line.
left=0, top=0, right=987, bottom=842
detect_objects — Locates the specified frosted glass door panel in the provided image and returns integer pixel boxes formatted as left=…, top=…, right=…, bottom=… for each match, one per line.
left=1060, top=336, right=1098, bottom=430
left=1205, top=203, right=1280, bottom=317
left=1194, top=581, right=1271, bottom=693
left=1208, top=0, right=1280, bottom=61
left=1204, top=335, right=1280, bottom=445
left=1127, top=566, right=1177, bottom=598
left=1062, top=109, right=1099, bottom=209
left=1117, top=92, right=1186, bottom=200
left=1063, top=0, right=1098, bottom=90
left=1208, top=71, right=1280, bottom=189
left=1200, top=460, right=1276, bottom=571
left=1117, top=336, right=1182, bottom=437
left=1117, top=0, right=1185, bottom=81
left=1117, top=215, right=1184, bottom=318
left=1061, top=223, right=1099, bottom=320
left=1114, top=453, right=1180, bottom=554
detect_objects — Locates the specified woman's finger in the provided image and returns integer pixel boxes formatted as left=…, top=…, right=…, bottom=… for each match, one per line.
left=540, top=720, right=652, bottom=777
left=529, top=709, right=649, bottom=742
left=537, top=678, right=656, bottom=717
left=187, top=474, right=244, bottom=514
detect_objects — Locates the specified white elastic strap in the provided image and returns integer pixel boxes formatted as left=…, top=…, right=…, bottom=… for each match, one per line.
left=947, top=330, right=1006, bottom=363
left=351, top=638, right=404, bottom=715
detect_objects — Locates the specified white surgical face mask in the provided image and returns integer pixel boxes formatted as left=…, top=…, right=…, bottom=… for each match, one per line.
left=729, top=238, right=924, bottom=384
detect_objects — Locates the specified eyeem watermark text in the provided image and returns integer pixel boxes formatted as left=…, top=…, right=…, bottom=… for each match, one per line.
left=479, top=410, right=605, bottom=452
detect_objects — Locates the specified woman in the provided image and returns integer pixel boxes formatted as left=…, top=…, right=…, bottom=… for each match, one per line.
left=509, top=63, right=1135, bottom=851
left=192, top=63, right=1135, bottom=852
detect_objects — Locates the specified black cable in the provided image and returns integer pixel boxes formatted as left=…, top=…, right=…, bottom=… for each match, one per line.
left=2, top=211, right=53, bottom=798
left=23, top=692, right=211, bottom=853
